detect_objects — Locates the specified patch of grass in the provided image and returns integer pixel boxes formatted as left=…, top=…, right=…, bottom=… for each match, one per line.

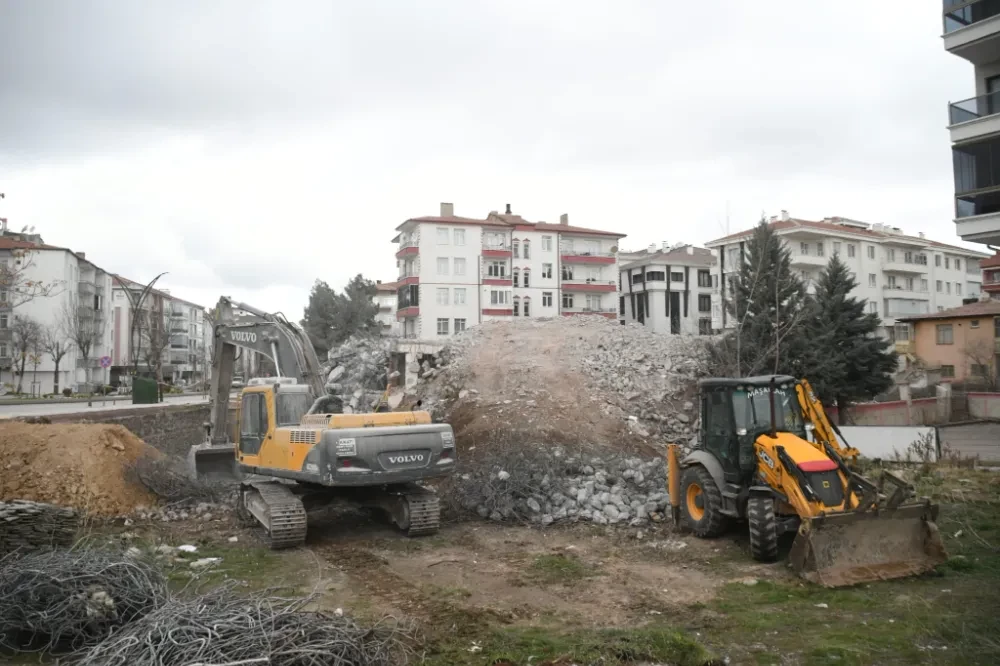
left=422, top=625, right=715, bottom=666
left=525, top=553, right=594, bottom=585
left=163, top=542, right=287, bottom=591
left=425, top=584, right=473, bottom=600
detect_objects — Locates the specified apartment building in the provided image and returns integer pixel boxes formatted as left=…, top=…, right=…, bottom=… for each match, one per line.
left=111, top=277, right=213, bottom=386
left=392, top=203, right=625, bottom=339
left=0, top=237, right=113, bottom=394
left=705, top=214, right=991, bottom=344
left=896, top=300, right=1000, bottom=383
left=944, top=2, right=1000, bottom=250
left=619, top=245, right=718, bottom=335
left=374, top=280, right=399, bottom=335
left=983, top=251, right=1000, bottom=299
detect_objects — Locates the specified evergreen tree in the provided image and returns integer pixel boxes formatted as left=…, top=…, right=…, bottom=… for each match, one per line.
left=301, top=275, right=380, bottom=358
left=301, top=280, right=339, bottom=357
left=719, top=218, right=809, bottom=377
left=803, top=253, right=897, bottom=421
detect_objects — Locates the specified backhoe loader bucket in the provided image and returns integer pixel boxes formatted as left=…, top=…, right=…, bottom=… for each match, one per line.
left=789, top=501, right=947, bottom=587
left=186, top=443, right=241, bottom=482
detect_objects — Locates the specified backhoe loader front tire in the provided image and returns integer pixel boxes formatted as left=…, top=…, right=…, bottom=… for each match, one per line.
left=680, top=466, right=727, bottom=537
left=748, top=496, right=779, bottom=562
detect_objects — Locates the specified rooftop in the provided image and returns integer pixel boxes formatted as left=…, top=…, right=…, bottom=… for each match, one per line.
left=112, top=274, right=208, bottom=312
left=396, top=204, right=626, bottom=238
left=0, top=236, right=112, bottom=274
left=375, top=280, right=399, bottom=292
left=896, top=300, right=1000, bottom=322
left=620, top=245, right=715, bottom=270
left=706, top=215, right=991, bottom=258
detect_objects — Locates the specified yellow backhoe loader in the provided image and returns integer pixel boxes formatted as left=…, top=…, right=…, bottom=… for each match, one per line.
left=187, top=297, right=455, bottom=549
left=667, top=375, right=947, bottom=587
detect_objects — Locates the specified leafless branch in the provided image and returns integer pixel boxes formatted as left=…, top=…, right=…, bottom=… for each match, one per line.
left=0, top=249, right=65, bottom=310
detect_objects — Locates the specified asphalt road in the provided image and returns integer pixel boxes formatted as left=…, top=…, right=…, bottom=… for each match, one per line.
left=0, top=393, right=213, bottom=419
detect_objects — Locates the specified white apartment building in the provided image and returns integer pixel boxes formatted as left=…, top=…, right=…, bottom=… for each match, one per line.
left=391, top=203, right=625, bottom=340
left=943, top=1, right=1000, bottom=249
left=705, top=214, right=991, bottom=346
left=619, top=245, right=718, bottom=336
left=111, top=277, right=212, bottom=386
left=0, top=237, right=114, bottom=395
left=374, top=280, right=400, bottom=335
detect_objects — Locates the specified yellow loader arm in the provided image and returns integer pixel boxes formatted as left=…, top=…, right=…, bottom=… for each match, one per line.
left=795, top=379, right=860, bottom=466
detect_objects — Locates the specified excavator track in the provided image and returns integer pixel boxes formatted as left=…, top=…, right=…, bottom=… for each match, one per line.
left=239, top=481, right=308, bottom=550
left=401, top=486, right=440, bottom=537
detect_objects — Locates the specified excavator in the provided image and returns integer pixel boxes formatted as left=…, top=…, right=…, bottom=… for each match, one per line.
left=187, top=297, right=456, bottom=548
left=667, top=375, right=947, bottom=587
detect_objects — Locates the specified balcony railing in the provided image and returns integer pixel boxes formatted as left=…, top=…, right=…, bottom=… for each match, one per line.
left=560, top=249, right=615, bottom=258
left=882, top=285, right=930, bottom=294
left=944, top=0, right=1000, bottom=34
left=949, top=91, right=1000, bottom=125
left=78, top=280, right=97, bottom=295
left=397, top=237, right=418, bottom=250
left=563, top=306, right=618, bottom=314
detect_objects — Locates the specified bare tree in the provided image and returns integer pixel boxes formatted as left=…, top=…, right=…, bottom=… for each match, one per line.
left=10, top=315, right=42, bottom=393
left=39, top=324, right=70, bottom=395
left=62, top=300, right=106, bottom=390
left=0, top=247, right=64, bottom=309
left=140, top=306, right=177, bottom=384
left=965, top=339, right=998, bottom=391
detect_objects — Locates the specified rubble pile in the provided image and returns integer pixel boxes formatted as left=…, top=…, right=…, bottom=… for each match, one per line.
left=0, top=500, right=80, bottom=554
left=323, top=335, right=392, bottom=412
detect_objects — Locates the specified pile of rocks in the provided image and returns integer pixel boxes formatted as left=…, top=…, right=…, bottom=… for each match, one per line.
left=0, top=500, right=80, bottom=553
left=324, top=335, right=391, bottom=412
left=130, top=501, right=232, bottom=524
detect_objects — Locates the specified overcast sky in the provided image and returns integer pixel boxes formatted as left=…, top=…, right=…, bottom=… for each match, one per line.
left=0, top=1, right=978, bottom=317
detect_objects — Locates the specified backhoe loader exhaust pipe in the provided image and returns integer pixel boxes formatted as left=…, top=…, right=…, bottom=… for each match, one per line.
left=788, top=500, right=948, bottom=587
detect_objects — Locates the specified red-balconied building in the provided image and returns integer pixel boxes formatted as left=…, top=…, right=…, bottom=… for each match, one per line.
left=983, top=251, right=1000, bottom=299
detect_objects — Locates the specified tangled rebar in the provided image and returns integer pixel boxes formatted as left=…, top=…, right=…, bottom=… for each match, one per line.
left=74, top=584, right=415, bottom=666
left=0, top=548, right=168, bottom=653
left=126, top=454, right=231, bottom=503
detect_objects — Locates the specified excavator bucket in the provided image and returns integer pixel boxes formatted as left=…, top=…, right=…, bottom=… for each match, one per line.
left=789, top=502, right=948, bottom=587
left=186, top=443, right=241, bottom=482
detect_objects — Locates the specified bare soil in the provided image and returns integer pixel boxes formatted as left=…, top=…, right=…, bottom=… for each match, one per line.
left=0, top=422, right=158, bottom=515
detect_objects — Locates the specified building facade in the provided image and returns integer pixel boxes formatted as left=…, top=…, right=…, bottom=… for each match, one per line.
left=110, top=277, right=212, bottom=386
left=705, top=214, right=991, bottom=344
left=897, top=301, right=1000, bottom=384
left=619, top=245, right=718, bottom=335
left=0, top=238, right=114, bottom=395
left=374, top=280, right=399, bottom=335
left=391, top=203, right=625, bottom=340
left=983, top=251, right=1000, bottom=299
left=944, top=2, right=1000, bottom=249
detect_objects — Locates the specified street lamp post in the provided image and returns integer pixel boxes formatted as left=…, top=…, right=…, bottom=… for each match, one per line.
left=113, top=272, right=168, bottom=400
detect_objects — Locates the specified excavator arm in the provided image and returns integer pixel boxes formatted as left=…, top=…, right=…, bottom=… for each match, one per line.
left=795, top=378, right=860, bottom=466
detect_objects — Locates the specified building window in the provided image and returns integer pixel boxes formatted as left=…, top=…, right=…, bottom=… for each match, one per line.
left=436, top=318, right=449, bottom=335
left=832, top=242, right=841, bottom=256
left=936, top=324, right=953, bottom=345
left=904, top=251, right=912, bottom=263
left=893, top=324, right=910, bottom=341
left=523, top=240, right=531, bottom=259
left=886, top=248, right=895, bottom=262
left=957, top=283, right=962, bottom=295
left=868, top=301, right=877, bottom=314
left=523, top=298, right=531, bottom=317
left=935, top=255, right=941, bottom=267
left=941, top=365, right=955, bottom=378
left=632, top=273, right=645, bottom=284
left=436, top=288, right=449, bottom=305
left=698, top=294, right=711, bottom=313
left=971, top=319, right=980, bottom=329
left=454, top=288, right=466, bottom=305
left=437, top=228, right=449, bottom=245
left=0, top=343, right=7, bottom=357
left=921, top=279, right=929, bottom=291
left=698, top=318, right=712, bottom=335
left=0, top=314, right=7, bottom=329
left=956, top=259, right=962, bottom=271
left=513, top=297, right=520, bottom=316
left=887, top=275, right=897, bottom=288
left=487, top=261, right=506, bottom=278
left=727, top=248, right=740, bottom=266
left=697, top=270, right=711, bottom=287
left=512, top=240, right=520, bottom=258
left=800, top=242, right=809, bottom=255
left=670, top=271, right=683, bottom=282
left=645, top=271, right=665, bottom=282
left=437, top=258, right=449, bottom=275
left=936, top=280, right=943, bottom=292
left=585, top=294, right=602, bottom=310
left=945, top=257, right=951, bottom=269
left=0, top=288, right=7, bottom=304
left=972, top=363, right=990, bottom=377
left=867, top=246, right=875, bottom=259
left=454, top=229, right=465, bottom=246
left=816, top=242, right=824, bottom=257
left=541, top=235, right=553, bottom=251
left=541, top=263, right=553, bottom=279
left=868, top=274, right=876, bottom=287
left=905, top=277, right=914, bottom=290
left=512, top=269, right=520, bottom=287
left=917, top=253, right=928, bottom=265
left=523, top=270, right=531, bottom=288
left=946, top=283, right=952, bottom=295
left=847, top=244, right=856, bottom=258
left=562, top=293, right=574, bottom=309
left=454, top=257, right=466, bottom=276
left=542, top=292, right=553, bottom=307
left=490, top=290, right=510, bottom=305
left=561, top=265, right=574, bottom=280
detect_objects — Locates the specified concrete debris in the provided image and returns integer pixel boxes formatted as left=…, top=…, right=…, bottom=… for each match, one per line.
left=0, top=500, right=80, bottom=554
left=133, top=501, right=231, bottom=523
left=322, top=335, right=392, bottom=413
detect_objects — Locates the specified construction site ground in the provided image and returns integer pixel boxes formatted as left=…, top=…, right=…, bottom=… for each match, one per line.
left=18, top=467, right=995, bottom=666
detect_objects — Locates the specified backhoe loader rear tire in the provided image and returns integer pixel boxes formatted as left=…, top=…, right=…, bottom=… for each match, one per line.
left=680, top=466, right=727, bottom=538
left=748, top=496, right=779, bottom=562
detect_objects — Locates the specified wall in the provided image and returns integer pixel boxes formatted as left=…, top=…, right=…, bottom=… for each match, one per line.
left=41, top=403, right=212, bottom=458
left=912, top=316, right=997, bottom=382
left=838, top=426, right=937, bottom=462
left=969, top=392, right=1000, bottom=419
left=938, top=421, right=1000, bottom=464
left=511, top=228, right=561, bottom=319
left=419, top=223, right=483, bottom=339
left=829, top=392, right=1000, bottom=426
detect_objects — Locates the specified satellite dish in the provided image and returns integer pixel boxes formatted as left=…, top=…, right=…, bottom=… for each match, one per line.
left=28, top=226, right=35, bottom=233
left=610, top=245, right=618, bottom=254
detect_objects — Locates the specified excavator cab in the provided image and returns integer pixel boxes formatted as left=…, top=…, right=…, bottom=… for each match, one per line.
left=669, top=375, right=947, bottom=587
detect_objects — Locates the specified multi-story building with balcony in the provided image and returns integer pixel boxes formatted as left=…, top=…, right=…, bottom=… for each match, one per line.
left=943, top=0, right=1000, bottom=248
left=0, top=237, right=113, bottom=394
left=111, top=277, right=212, bottom=386
left=374, top=280, right=399, bottom=335
left=391, top=203, right=625, bottom=340
left=705, top=214, right=991, bottom=348
left=619, top=245, right=718, bottom=335
left=982, top=251, right=1000, bottom=299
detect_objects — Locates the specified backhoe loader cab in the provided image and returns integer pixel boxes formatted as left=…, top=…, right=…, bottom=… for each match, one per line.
left=669, top=374, right=947, bottom=587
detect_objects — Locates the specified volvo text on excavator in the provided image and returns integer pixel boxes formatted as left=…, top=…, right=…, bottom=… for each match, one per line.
left=667, top=375, right=947, bottom=587
left=187, top=297, right=456, bottom=548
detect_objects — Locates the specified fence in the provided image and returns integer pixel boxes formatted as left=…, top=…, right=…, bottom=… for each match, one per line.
left=829, top=392, right=1000, bottom=426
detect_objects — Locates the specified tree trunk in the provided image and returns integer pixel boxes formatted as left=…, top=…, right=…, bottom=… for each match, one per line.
left=835, top=396, right=848, bottom=426
left=53, top=360, right=60, bottom=395
left=15, top=357, right=25, bottom=393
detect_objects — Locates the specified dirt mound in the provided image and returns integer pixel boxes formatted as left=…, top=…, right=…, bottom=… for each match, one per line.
left=0, top=422, right=159, bottom=516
